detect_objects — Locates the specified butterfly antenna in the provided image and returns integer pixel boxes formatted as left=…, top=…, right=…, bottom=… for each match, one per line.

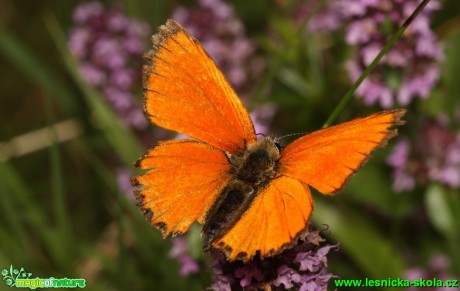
left=277, top=132, right=307, bottom=141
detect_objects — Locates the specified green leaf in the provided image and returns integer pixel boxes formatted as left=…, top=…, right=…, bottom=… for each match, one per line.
left=188, top=223, right=203, bottom=260
left=424, top=184, right=458, bottom=238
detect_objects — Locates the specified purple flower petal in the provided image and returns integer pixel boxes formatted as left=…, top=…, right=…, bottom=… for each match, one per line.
left=79, top=63, right=105, bottom=86
left=296, top=252, right=319, bottom=272
left=235, top=264, right=264, bottom=287
left=73, top=2, right=103, bottom=23
left=169, top=238, right=200, bottom=277
left=387, top=139, right=411, bottom=168
left=68, top=2, right=149, bottom=130
left=179, top=255, right=200, bottom=276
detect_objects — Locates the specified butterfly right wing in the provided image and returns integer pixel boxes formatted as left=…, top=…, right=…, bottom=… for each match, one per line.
left=278, top=109, right=406, bottom=194
left=133, top=139, right=232, bottom=236
left=212, top=110, right=405, bottom=261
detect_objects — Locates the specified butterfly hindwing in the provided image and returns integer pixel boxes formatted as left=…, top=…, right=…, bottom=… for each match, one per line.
left=133, top=139, right=232, bottom=236
left=212, top=176, right=314, bottom=261
left=143, top=19, right=255, bottom=154
left=278, top=109, right=406, bottom=194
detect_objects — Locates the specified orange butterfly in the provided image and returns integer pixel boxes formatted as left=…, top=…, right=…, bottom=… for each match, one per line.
left=133, top=19, right=406, bottom=262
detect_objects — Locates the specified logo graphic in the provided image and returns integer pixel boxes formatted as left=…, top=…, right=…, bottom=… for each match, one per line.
left=2, top=266, right=32, bottom=287
left=1, top=265, right=85, bottom=289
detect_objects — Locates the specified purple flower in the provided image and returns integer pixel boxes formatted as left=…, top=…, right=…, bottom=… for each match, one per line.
left=387, top=138, right=410, bottom=169
left=73, top=2, right=103, bottom=24
left=235, top=263, right=264, bottom=287
left=172, top=0, right=265, bottom=97
left=274, top=266, right=303, bottom=289
left=169, top=237, right=200, bottom=276
left=78, top=63, right=105, bottom=86
left=296, top=251, right=318, bottom=272
left=343, top=0, right=444, bottom=107
left=211, top=259, right=233, bottom=291
left=307, top=0, right=443, bottom=107
left=387, top=117, right=460, bottom=192
left=210, top=226, right=338, bottom=290
left=293, top=0, right=342, bottom=32
left=68, top=2, right=149, bottom=129
left=386, top=138, right=417, bottom=192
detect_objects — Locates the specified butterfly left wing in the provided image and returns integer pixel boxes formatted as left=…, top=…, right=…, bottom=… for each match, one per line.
left=135, top=19, right=257, bottom=238
left=133, top=139, right=232, bottom=236
left=278, top=109, right=406, bottom=194
left=143, top=19, right=255, bottom=154
left=211, top=176, right=314, bottom=261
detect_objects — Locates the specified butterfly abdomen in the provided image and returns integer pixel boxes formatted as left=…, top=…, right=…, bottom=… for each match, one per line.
left=202, top=181, right=255, bottom=251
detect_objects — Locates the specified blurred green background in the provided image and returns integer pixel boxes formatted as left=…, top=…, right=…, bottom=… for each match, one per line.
left=0, top=0, right=459, bottom=290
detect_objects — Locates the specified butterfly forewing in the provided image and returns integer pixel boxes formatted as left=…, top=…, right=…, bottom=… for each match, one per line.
left=278, top=109, right=406, bottom=194
left=143, top=19, right=255, bottom=154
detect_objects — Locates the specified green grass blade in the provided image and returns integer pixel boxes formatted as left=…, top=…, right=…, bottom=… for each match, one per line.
left=0, top=162, right=64, bottom=266
left=0, top=27, right=79, bottom=114
left=0, top=166, right=28, bottom=259
left=43, top=86, right=72, bottom=256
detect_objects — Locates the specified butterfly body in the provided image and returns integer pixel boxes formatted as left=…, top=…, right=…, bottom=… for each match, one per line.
left=202, top=137, right=280, bottom=254
left=134, top=19, right=406, bottom=262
